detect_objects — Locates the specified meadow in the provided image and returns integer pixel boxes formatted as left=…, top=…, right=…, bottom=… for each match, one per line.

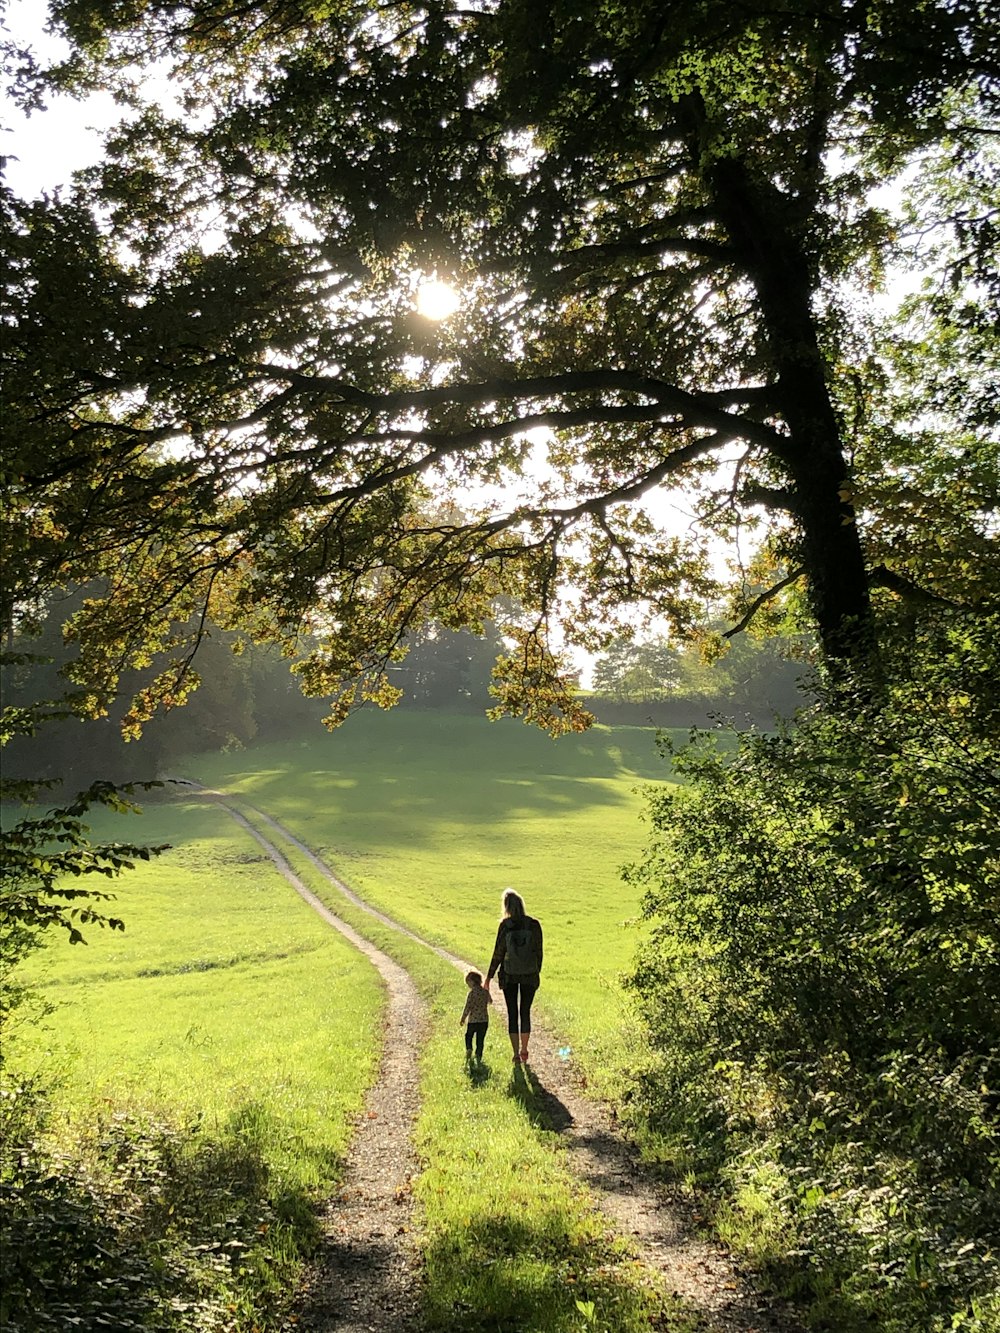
left=6, top=795, right=387, bottom=1329
left=186, top=708, right=681, bottom=1064
left=20, top=797, right=385, bottom=1173
left=7, top=710, right=701, bottom=1332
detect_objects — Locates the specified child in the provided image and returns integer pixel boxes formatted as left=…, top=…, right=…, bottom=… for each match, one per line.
left=459, top=970, right=492, bottom=1061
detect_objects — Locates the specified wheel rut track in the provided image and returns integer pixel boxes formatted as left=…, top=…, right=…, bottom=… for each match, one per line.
left=196, top=786, right=802, bottom=1333
left=199, top=794, right=424, bottom=1332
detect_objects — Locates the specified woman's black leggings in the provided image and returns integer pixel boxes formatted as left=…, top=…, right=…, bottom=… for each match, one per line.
left=501, top=979, right=538, bottom=1035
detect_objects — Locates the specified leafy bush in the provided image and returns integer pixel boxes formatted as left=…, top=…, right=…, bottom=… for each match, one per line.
left=0, top=1076, right=315, bottom=1332
left=624, top=615, right=1000, bottom=1331
left=0, top=782, right=167, bottom=969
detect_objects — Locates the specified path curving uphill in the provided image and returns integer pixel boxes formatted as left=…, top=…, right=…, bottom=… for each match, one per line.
left=194, top=785, right=801, bottom=1333
left=195, top=791, right=424, bottom=1332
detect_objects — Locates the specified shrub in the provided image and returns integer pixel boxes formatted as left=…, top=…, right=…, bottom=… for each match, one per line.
left=624, top=616, right=1000, bottom=1330
left=0, top=1076, right=311, bottom=1332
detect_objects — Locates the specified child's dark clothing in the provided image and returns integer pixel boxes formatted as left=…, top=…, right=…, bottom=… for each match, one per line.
left=464, top=1021, right=488, bottom=1058
left=460, top=982, right=492, bottom=1058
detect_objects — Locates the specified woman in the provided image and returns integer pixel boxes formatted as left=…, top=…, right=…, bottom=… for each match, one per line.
left=485, top=888, right=543, bottom=1064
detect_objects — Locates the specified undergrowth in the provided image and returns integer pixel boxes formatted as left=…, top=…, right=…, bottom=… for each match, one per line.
left=624, top=626, right=1000, bottom=1333
left=0, top=1076, right=316, bottom=1332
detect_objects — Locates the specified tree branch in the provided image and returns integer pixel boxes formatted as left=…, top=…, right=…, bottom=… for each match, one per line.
left=246, top=365, right=788, bottom=453
left=723, top=567, right=806, bottom=638
left=869, top=565, right=962, bottom=607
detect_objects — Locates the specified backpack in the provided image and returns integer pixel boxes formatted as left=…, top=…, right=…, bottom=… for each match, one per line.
left=504, top=918, right=540, bottom=977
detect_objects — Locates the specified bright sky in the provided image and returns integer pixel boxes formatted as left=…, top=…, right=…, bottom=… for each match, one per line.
left=0, top=0, right=125, bottom=197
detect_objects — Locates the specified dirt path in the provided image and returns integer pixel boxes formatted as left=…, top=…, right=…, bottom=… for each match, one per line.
left=199, top=795, right=424, bottom=1332
left=200, top=787, right=801, bottom=1333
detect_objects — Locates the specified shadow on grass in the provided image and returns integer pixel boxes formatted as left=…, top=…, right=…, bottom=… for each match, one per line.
left=506, top=1062, right=575, bottom=1133
left=464, top=1053, right=493, bottom=1087
left=421, top=1206, right=655, bottom=1333
left=197, top=710, right=677, bottom=854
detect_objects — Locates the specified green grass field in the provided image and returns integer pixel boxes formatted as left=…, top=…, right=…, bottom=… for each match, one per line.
left=22, top=796, right=384, bottom=1183
left=6, top=794, right=387, bottom=1328
left=8, top=709, right=698, bottom=1332
left=207, top=792, right=698, bottom=1333
left=186, top=709, right=680, bottom=1063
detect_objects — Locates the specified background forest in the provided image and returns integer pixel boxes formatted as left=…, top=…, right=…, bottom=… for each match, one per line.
left=2, top=599, right=808, bottom=792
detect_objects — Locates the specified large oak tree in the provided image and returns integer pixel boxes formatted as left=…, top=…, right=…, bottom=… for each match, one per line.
left=2, top=0, right=997, bottom=730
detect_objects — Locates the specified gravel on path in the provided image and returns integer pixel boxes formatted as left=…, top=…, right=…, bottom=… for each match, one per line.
left=201, top=795, right=425, bottom=1333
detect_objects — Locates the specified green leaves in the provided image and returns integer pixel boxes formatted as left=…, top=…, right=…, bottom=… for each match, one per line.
left=623, top=618, right=1000, bottom=1328
left=0, top=781, right=167, bottom=962
left=4, top=0, right=997, bottom=730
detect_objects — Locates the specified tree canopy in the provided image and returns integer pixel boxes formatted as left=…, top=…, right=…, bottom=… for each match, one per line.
left=2, top=0, right=998, bottom=731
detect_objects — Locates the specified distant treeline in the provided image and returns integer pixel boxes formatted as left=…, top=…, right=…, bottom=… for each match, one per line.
left=2, top=592, right=807, bottom=793
left=582, top=631, right=809, bottom=727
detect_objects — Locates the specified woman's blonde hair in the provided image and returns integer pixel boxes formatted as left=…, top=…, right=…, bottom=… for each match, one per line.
left=502, top=888, right=526, bottom=921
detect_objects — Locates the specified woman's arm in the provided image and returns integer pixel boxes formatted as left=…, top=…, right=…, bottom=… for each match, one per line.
left=485, top=922, right=506, bottom=984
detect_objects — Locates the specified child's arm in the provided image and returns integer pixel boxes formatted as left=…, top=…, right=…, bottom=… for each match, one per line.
left=459, top=994, right=471, bottom=1024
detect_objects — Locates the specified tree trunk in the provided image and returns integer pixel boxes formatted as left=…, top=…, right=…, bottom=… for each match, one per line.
left=709, top=156, right=876, bottom=672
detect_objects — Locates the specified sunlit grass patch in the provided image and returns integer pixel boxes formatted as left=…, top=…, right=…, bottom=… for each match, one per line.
left=415, top=1025, right=698, bottom=1333
left=33, top=948, right=380, bottom=1189
left=20, top=798, right=384, bottom=1184
left=187, top=710, right=680, bottom=1084
left=7, top=795, right=386, bottom=1331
